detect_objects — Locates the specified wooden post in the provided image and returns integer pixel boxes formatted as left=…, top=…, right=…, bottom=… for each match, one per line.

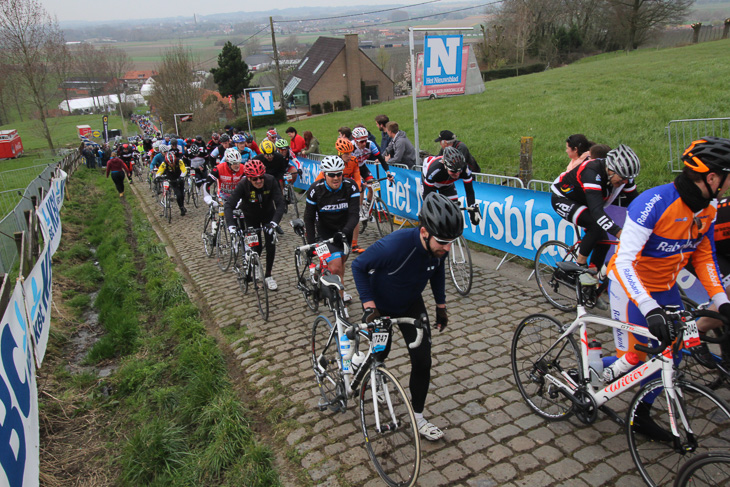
left=0, top=274, right=12, bottom=317
left=519, top=137, right=533, bottom=187
left=723, top=18, right=730, bottom=40
left=691, top=23, right=702, bottom=44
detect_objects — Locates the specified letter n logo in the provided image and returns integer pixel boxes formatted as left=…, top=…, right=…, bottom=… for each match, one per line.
left=250, top=90, right=274, bottom=116
left=424, top=35, right=463, bottom=85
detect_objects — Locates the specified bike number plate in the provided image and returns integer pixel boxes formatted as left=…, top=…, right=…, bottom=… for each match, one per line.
left=315, top=243, right=330, bottom=260
left=190, top=169, right=195, bottom=176
left=163, top=181, right=170, bottom=190
left=371, top=332, right=389, bottom=353
left=371, top=180, right=380, bottom=191
left=683, top=319, right=701, bottom=348
left=245, top=234, right=259, bottom=247
left=284, top=173, right=292, bottom=181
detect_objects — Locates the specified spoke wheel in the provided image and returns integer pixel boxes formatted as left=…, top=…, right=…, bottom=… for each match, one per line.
left=360, top=366, right=421, bottom=487
left=626, top=378, right=730, bottom=487
left=373, top=197, right=394, bottom=237
left=534, top=240, right=578, bottom=312
left=216, top=222, right=233, bottom=272
left=448, top=236, right=473, bottom=296
left=511, top=314, right=580, bottom=420
left=165, top=192, right=172, bottom=224
left=678, top=296, right=729, bottom=389
left=311, top=315, right=344, bottom=413
left=674, top=451, right=730, bottom=487
left=251, top=252, right=269, bottom=320
left=288, top=185, right=299, bottom=218
left=295, top=249, right=319, bottom=312
left=202, top=213, right=215, bottom=257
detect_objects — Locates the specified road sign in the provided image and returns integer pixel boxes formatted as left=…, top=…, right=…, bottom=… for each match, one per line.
left=92, top=130, right=101, bottom=138
left=102, top=116, right=109, bottom=142
left=424, top=35, right=463, bottom=86
left=250, top=90, right=275, bottom=116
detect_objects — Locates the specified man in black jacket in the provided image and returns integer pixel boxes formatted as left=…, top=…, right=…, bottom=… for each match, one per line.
left=435, top=130, right=480, bottom=173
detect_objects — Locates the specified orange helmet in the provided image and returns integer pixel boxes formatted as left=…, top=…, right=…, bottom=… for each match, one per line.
left=335, top=138, right=354, bottom=154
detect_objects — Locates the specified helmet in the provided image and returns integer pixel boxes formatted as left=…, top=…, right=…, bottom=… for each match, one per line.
left=152, top=141, right=161, bottom=151
left=442, top=146, right=466, bottom=172
left=267, top=128, right=277, bottom=138
left=605, top=144, right=641, bottom=179
left=164, top=133, right=171, bottom=139
left=352, top=127, right=368, bottom=141
left=159, top=144, right=170, bottom=153
left=243, top=132, right=254, bottom=143
left=219, top=134, right=230, bottom=143
left=260, top=139, right=275, bottom=155
left=335, top=138, right=354, bottom=154
left=164, top=152, right=176, bottom=165
left=275, top=138, right=289, bottom=149
left=682, top=137, right=730, bottom=173
left=224, top=147, right=242, bottom=164
left=244, top=159, right=266, bottom=178
left=320, top=155, right=345, bottom=172
left=211, top=132, right=220, bottom=140
left=419, top=193, right=464, bottom=241
left=232, top=134, right=245, bottom=144
left=188, top=144, right=200, bottom=156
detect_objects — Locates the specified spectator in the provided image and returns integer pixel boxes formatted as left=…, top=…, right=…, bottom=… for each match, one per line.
left=375, top=114, right=391, bottom=153
left=564, top=134, right=593, bottom=172
left=384, top=121, right=416, bottom=169
left=106, top=151, right=129, bottom=197
left=82, top=144, right=97, bottom=169
left=435, top=130, right=480, bottom=173
left=589, top=144, right=611, bottom=160
left=286, top=126, right=306, bottom=157
left=338, top=126, right=352, bottom=140
left=302, top=131, right=320, bottom=156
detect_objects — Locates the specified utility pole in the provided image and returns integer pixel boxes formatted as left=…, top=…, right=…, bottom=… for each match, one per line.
left=269, top=17, right=285, bottom=106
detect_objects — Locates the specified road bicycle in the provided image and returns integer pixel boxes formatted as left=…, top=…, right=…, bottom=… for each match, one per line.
left=231, top=222, right=273, bottom=321
left=158, top=178, right=172, bottom=224
left=185, top=167, right=199, bottom=208
left=282, top=171, right=300, bottom=218
left=511, top=264, right=730, bottom=487
left=311, top=287, right=424, bottom=487
left=201, top=192, right=232, bottom=272
left=673, top=451, right=730, bottom=487
left=360, top=177, right=394, bottom=238
left=293, top=226, right=349, bottom=313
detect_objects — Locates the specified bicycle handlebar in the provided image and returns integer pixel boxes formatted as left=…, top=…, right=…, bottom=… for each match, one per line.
left=345, top=315, right=426, bottom=358
left=634, top=308, right=730, bottom=355
left=295, top=236, right=350, bottom=257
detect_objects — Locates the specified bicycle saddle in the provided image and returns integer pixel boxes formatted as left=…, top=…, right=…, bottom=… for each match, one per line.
left=320, top=274, right=344, bottom=291
left=556, top=262, right=597, bottom=275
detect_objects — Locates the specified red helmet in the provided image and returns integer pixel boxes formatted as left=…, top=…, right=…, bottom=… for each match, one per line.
left=244, top=159, right=266, bottom=178
left=165, top=152, right=176, bottom=164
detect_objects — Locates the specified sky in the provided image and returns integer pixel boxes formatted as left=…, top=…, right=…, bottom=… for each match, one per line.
left=42, top=0, right=437, bottom=23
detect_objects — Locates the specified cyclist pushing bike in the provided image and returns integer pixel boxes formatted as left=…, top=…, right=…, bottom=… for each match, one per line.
left=607, top=136, right=730, bottom=440
left=224, top=159, right=286, bottom=291
left=421, top=146, right=481, bottom=226
left=155, top=152, right=188, bottom=216
left=204, top=147, right=247, bottom=205
left=352, top=192, right=462, bottom=442
left=551, top=144, right=640, bottom=284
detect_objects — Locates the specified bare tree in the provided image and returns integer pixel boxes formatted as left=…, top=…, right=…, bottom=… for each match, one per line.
left=73, top=43, right=108, bottom=111
left=607, top=0, right=693, bottom=50
left=376, top=47, right=390, bottom=72
left=101, top=45, right=133, bottom=134
left=48, top=41, right=74, bottom=116
left=149, top=43, right=202, bottom=135
left=0, top=0, right=65, bottom=151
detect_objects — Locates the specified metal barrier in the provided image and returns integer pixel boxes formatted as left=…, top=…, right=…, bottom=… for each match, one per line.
left=526, top=179, right=553, bottom=192
left=667, top=117, right=730, bottom=172
left=0, top=164, right=55, bottom=194
left=472, top=172, right=524, bottom=188
left=304, top=153, right=325, bottom=162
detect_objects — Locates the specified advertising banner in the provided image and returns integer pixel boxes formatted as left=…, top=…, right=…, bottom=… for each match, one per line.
left=37, top=169, right=67, bottom=257
left=415, top=46, right=470, bottom=98
left=423, top=35, right=463, bottom=85
left=23, top=244, right=52, bottom=368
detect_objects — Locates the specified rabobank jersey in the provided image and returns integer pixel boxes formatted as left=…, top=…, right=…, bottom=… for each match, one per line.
left=608, top=182, right=727, bottom=315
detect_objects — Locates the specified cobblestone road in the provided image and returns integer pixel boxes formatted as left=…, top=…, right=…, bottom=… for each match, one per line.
left=132, top=180, right=729, bottom=487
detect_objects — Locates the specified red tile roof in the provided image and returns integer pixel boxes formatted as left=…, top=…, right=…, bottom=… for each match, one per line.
left=122, top=70, right=158, bottom=80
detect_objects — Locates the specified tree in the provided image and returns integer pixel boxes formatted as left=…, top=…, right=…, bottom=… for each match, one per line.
left=149, top=43, right=202, bottom=134
left=607, top=0, right=693, bottom=50
left=48, top=40, right=74, bottom=116
left=376, top=47, right=390, bottom=72
left=210, top=41, right=252, bottom=115
left=73, top=43, right=107, bottom=111
left=0, top=0, right=65, bottom=151
left=101, top=45, right=133, bottom=135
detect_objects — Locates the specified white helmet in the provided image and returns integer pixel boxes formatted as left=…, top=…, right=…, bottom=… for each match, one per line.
left=352, top=127, right=368, bottom=141
left=159, top=144, right=170, bottom=153
left=224, top=147, right=242, bottom=164
left=320, top=155, right=345, bottom=172
left=605, top=144, right=640, bottom=180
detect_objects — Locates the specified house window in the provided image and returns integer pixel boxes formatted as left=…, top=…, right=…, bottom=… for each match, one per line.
left=312, top=60, right=325, bottom=74
left=361, top=84, right=379, bottom=105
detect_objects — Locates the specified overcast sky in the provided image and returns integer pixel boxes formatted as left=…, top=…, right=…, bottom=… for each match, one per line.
left=43, top=0, right=417, bottom=22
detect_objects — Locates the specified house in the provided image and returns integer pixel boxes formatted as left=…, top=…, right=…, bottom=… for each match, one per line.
left=283, top=34, right=394, bottom=110
left=122, top=70, right=158, bottom=89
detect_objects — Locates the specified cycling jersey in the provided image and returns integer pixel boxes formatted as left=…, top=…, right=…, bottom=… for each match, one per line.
left=421, top=155, right=475, bottom=206
left=303, top=178, right=360, bottom=244
left=209, top=161, right=245, bottom=197
left=315, top=154, right=361, bottom=188
left=254, top=153, right=289, bottom=181
left=354, top=139, right=388, bottom=168
left=223, top=174, right=285, bottom=229
left=237, top=146, right=256, bottom=162
left=607, top=181, right=729, bottom=315
left=155, top=158, right=186, bottom=180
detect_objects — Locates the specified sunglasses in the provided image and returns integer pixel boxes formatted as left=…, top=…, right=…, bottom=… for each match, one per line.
left=248, top=176, right=263, bottom=181
left=326, top=172, right=343, bottom=178
left=433, top=236, right=457, bottom=245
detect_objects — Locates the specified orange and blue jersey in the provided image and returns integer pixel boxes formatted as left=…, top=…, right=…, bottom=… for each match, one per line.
left=608, top=182, right=729, bottom=316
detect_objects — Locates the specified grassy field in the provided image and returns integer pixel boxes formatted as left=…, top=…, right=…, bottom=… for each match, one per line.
left=271, top=38, right=730, bottom=189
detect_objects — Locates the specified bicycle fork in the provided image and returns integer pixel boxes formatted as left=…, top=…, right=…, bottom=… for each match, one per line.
left=371, top=368, right=399, bottom=434
left=662, top=382, right=698, bottom=454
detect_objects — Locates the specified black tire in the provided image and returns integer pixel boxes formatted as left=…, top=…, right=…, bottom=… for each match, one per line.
left=448, top=236, right=473, bottom=296
left=673, top=451, right=730, bottom=487
left=678, top=296, right=729, bottom=389
left=202, top=212, right=215, bottom=257
left=534, top=240, right=579, bottom=312
left=165, top=191, right=172, bottom=224
left=251, top=252, right=269, bottom=321
left=359, top=366, right=421, bottom=487
left=626, top=378, right=730, bottom=487
left=216, top=222, right=233, bottom=272
left=373, top=197, right=394, bottom=238
left=295, top=249, right=319, bottom=313
left=190, top=182, right=198, bottom=208
left=311, top=315, right=344, bottom=412
left=287, top=185, right=299, bottom=218
left=511, top=314, right=581, bottom=420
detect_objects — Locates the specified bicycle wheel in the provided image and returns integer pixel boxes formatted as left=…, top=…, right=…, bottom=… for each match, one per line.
left=165, top=192, right=172, bottom=224
left=626, top=378, right=730, bottom=487
left=534, top=240, right=579, bottom=312
left=216, top=221, right=233, bottom=272
left=678, top=297, right=729, bottom=389
left=448, top=236, right=473, bottom=296
left=373, top=197, right=394, bottom=238
left=202, top=212, right=215, bottom=257
left=190, top=182, right=199, bottom=208
left=674, top=451, right=730, bottom=487
left=295, top=249, right=319, bottom=312
left=359, top=366, right=421, bottom=487
left=311, top=315, right=345, bottom=413
left=287, top=185, right=299, bottom=218
left=251, top=252, right=269, bottom=321
left=511, top=314, right=580, bottom=420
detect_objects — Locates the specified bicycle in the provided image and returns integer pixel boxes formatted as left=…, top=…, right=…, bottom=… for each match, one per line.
left=511, top=264, right=730, bottom=487
left=185, top=168, right=199, bottom=209
left=157, top=177, right=172, bottom=224
left=293, top=228, right=350, bottom=313
left=311, top=289, right=424, bottom=487
left=673, top=451, right=730, bottom=487
left=282, top=171, right=300, bottom=218
left=360, top=177, right=394, bottom=238
left=231, top=222, right=272, bottom=321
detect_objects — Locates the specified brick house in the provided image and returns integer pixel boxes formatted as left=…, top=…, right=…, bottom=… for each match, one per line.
left=283, top=34, right=394, bottom=110
left=122, top=70, right=158, bottom=90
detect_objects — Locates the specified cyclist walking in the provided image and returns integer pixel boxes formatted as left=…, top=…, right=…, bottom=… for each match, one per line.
left=155, top=152, right=188, bottom=216
left=205, top=148, right=247, bottom=204
left=352, top=192, right=462, bottom=441
left=422, top=147, right=481, bottom=226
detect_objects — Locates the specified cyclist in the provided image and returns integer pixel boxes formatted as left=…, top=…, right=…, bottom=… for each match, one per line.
left=261, top=128, right=281, bottom=147
left=207, top=132, right=220, bottom=153
left=275, top=138, right=301, bottom=184
left=352, top=192, right=461, bottom=441
left=187, top=144, right=208, bottom=188
left=352, top=126, right=390, bottom=182
left=224, top=159, right=286, bottom=291
left=551, top=144, right=640, bottom=283
left=607, top=137, right=730, bottom=440
left=422, top=146, right=481, bottom=226
left=209, top=134, right=232, bottom=164
left=331, top=138, right=367, bottom=252
left=255, top=140, right=292, bottom=193
left=118, top=143, right=136, bottom=183
left=243, top=132, right=260, bottom=155
left=303, top=155, right=360, bottom=302
left=233, top=133, right=256, bottom=161
left=155, top=152, right=188, bottom=216
left=205, top=147, right=247, bottom=204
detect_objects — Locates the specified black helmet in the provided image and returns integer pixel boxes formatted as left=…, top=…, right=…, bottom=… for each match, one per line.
left=219, top=134, right=230, bottom=143
left=419, top=193, right=463, bottom=241
left=682, top=137, right=730, bottom=173
left=188, top=144, right=200, bottom=156
left=442, top=146, right=466, bottom=172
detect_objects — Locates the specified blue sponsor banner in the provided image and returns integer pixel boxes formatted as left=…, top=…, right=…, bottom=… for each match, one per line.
left=424, top=35, right=463, bottom=86
left=250, top=90, right=275, bottom=116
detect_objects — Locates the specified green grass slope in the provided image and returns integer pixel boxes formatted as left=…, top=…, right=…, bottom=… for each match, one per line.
left=275, top=39, right=730, bottom=188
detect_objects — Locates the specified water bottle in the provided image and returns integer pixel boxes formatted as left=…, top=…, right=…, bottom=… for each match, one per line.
left=351, top=351, right=366, bottom=371
left=603, top=352, right=640, bottom=382
left=340, top=334, right=351, bottom=374
left=587, top=340, right=603, bottom=388
left=211, top=220, right=218, bottom=233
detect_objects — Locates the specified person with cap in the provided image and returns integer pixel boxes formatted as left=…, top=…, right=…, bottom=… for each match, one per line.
left=435, top=130, right=480, bottom=173
left=352, top=192, right=463, bottom=442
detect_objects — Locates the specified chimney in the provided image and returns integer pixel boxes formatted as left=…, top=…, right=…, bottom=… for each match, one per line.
left=344, top=34, right=362, bottom=109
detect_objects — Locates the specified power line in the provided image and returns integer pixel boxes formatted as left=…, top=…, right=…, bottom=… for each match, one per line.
left=375, top=0, right=503, bottom=27
left=196, top=25, right=269, bottom=68
left=274, top=0, right=444, bottom=23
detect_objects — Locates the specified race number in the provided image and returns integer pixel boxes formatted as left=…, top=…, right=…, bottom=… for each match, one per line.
left=315, top=243, right=330, bottom=259
left=683, top=319, right=701, bottom=348
left=245, top=233, right=259, bottom=247
left=371, top=180, right=380, bottom=191
left=371, top=332, right=389, bottom=353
